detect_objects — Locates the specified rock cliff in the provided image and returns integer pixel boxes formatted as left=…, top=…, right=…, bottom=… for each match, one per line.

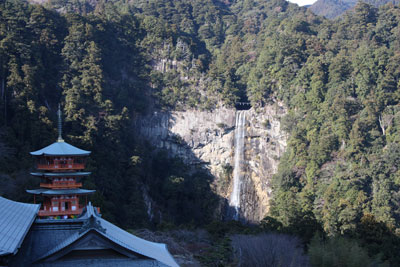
left=135, top=103, right=287, bottom=222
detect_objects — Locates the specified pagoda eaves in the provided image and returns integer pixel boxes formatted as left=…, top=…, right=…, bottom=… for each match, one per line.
left=30, top=140, right=90, bottom=156
left=26, top=189, right=96, bottom=195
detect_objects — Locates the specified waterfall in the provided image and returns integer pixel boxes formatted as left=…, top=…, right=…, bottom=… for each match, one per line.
left=229, top=110, right=247, bottom=220
left=142, top=187, right=154, bottom=222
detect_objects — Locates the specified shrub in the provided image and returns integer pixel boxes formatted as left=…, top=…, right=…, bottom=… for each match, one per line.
left=231, top=233, right=309, bottom=267
left=308, top=234, right=386, bottom=267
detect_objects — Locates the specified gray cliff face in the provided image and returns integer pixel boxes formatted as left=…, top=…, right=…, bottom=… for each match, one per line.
left=135, top=104, right=287, bottom=222
left=240, top=105, right=287, bottom=222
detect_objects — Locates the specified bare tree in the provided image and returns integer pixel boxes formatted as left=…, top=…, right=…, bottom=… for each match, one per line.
left=231, top=233, right=309, bottom=267
left=379, top=114, right=394, bottom=136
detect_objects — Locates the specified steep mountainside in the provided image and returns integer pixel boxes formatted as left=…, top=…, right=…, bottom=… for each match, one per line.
left=310, top=0, right=399, bottom=18
left=3, top=0, right=400, bottom=263
left=309, top=0, right=356, bottom=18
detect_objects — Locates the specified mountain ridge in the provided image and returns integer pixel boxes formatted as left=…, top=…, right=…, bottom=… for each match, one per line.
left=309, top=0, right=400, bottom=18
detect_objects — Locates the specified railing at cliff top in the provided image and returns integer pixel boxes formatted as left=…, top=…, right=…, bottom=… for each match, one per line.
left=235, top=102, right=252, bottom=110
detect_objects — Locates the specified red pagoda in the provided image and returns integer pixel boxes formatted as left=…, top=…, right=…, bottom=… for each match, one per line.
left=27, top=106, right=95, bottom=219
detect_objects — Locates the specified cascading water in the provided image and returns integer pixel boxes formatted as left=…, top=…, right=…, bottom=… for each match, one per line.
left=229, top=110, right=247, bottom=220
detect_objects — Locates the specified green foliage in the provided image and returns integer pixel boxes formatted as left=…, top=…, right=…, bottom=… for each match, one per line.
left=308, top=234, right=386, bottom=267
left=2, top=1, right=400, bottom=264
left=205, top=220, right=252, bottom=239
left=216, top=122, right=227, bottom=129
left=354, top=214, right=400, bottom=265
left=260, top=216, right=284, bottom=232
left=260, top=3, right=400, bottom=265
left=0, top=0, right=219, bottom=229
left=197, top=236, right=233, bottom=267
left=200, top=220, right=262, bottom=266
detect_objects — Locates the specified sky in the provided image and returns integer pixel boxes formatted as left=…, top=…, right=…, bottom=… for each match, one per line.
left=287, top=0, right=318, bottom=6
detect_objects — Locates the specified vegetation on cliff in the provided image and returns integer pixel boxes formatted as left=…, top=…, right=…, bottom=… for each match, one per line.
left=0, top=0, right=217, bottom=229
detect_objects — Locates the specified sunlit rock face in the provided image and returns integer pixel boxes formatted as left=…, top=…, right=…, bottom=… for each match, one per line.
left=240, top=104, right=287, bottom=222
left=135, top=103, right=287, bottom=222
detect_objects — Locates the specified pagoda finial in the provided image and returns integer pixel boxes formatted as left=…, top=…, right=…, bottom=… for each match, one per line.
left=57, top=104, right=64, bottom=142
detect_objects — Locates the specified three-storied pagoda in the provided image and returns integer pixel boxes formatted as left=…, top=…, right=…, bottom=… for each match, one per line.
left=26, top=106, right=95, bottom=218
left=0, top=106, right=178, bottom=267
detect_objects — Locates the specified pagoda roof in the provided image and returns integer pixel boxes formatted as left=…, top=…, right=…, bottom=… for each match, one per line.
left=30, top=140, right=91, bottom=156
left=0, top=196, right=40, bottom=256
left=26, top=188, right=95, bottom=195
left=30, top=172, right=91, bottom=177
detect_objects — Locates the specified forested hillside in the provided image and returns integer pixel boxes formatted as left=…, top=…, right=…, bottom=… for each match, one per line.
left=2, top=0, right=400, bottom=264
left=0, top=0, right=220, bottom=229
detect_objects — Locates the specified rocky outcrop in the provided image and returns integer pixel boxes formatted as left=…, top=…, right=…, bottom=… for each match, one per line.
left=135, top=103, right=287, bottom=222
left=240, top=104, right=287, bottom=222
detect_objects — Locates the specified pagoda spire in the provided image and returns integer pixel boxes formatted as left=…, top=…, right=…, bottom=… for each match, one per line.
left=57, top=104, right=64, bottom=142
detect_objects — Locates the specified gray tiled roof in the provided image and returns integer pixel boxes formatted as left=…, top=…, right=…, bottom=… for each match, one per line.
left=99, top=218, right=179, bottom=267
left=10, top=220, right=82, bottom=266
left=35, top=258, right=170, bottom=266
left=0, top=197, right=40, bottom=256
left=8, top=202, right=179, bottom=267
left=35, top=203, right=179, bottom=267
left=30, top=141, right=90, bottom=156
left=30, top=172, right=91, bottom=177
left=26, top=189, right=95, bottom=195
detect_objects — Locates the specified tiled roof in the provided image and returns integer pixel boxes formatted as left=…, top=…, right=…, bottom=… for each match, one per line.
left=99, top=216, right=179, bottom=267
left=30, top=141, right=90, bottom=156
left=0, top=197, right=40, bottom=256
left=35, top=203, right=179, bottom=267
left=26, top=189, right=95, bottom=195
left=30, top=172, right=91, bottom=177
left=6, top=201, right=179, bottom=267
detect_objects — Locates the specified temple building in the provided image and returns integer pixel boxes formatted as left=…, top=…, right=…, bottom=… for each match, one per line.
left=0, top=107, right=179, bottom=267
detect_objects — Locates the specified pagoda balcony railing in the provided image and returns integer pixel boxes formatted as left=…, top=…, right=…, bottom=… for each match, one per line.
left=37, top=163, right=85, bottom=170
left=38, top=207, right=84, bottom=217
left=40, top=182, right=83, bottom=189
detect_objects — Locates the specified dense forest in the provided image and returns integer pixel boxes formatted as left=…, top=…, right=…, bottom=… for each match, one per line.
left=2, top=0, right=400, bottom=265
